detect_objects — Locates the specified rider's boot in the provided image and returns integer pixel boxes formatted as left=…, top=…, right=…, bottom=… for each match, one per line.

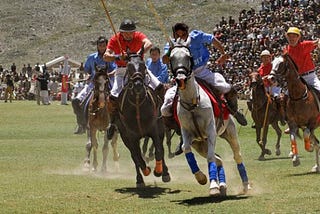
left=225, top=87, right=248, bottom=126
left=72, top=98, right=86, bottom=134
left=107, top=95, right=118, bottom=140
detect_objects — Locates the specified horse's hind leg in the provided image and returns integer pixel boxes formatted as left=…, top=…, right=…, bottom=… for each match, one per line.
left=101, top=131, right=109, bottom=173
left=84, top=132, right=92, bottom=170
left=289, top=127, right=300, bottom=167
left=165, top=128, right=175, bottom=159
left=271, top=122, right=282, bottom=156
left=111, top=132, right=120, bottom=172
left=310, top=133, right=320, bottom=172
left=255, top=127, right=266, bottom=160
left=303, top=128, right=313, bottom=152
left=91, top=129, right=99, bottom=172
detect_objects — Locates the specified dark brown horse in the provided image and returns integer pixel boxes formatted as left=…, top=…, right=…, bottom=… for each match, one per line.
left=271, top=54, right=320, bottom=171
left=115, top=52, right=170, bottom=187
left=249, top=72, right=283, bottom=160
left=84, top=65, right=119, bottom=172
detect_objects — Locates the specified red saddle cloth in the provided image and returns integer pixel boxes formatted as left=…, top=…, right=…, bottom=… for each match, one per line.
left=173, top=83, right=230, bottom=126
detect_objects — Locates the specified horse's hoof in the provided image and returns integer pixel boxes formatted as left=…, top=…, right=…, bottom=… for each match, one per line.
left=311, top=165, right=320, bottom=173
left=153, top=170, right=162, bottom=177
left=219, top=183, right=227, bottom=197
left=162, top=174, right=171, bottom=183
left=265, top=149, right=272, bottom=155
left=142, top=166, right=151, bottom=176
left=292, top=156, right=300, bottom=167
left=136, top=182, right=145, bottom=188
left=113, top=153, right=120, bottom=161
left=92, top=167, right=97, bottom=173
left=241, top=182, right=252, bottom=194
left=195, top=171, right=207, bottom=185
left=258, top=155, right=265, bottom=161
left=209, top=180, right=220, bottom=197
left=288, top=151, right=294, bottom=158
left=168, top=153, right=175, bottom=159
left=275, top=149, right=281, bottom=156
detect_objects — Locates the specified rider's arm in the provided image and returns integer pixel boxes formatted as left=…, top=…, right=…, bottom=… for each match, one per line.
left=212, top=38, right=229, bottom=65
left=141, top=38, right=153, bottom=54
left=103, top=49, right=118, bottom=62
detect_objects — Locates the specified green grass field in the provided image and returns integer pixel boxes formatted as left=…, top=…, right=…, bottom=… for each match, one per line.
left=1, top=101, right=320, bottom=213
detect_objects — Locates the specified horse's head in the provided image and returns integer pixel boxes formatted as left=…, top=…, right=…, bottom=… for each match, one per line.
left=169, top=43, right=193, bottom=90
left=93, top=64, right=109, bottom=93
left=271, top=53, right=298, bottom=78
left=249, top=71, right=263, bottom=88
left=126, top=47, right=147, bottom=95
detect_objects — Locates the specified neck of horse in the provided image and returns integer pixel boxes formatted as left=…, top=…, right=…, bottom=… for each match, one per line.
left=179, top=74, right=199, bottom=105
left=286, top=68, right=306, bottom=99
left=252, top=83, right=267, bottom=107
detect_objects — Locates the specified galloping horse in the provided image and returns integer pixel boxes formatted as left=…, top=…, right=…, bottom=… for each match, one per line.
left=169, top=43, right=250, bottom=196
left=271, top=54, right=320, bottom=171
left=249, top=72, right=282, bottom=160
left=115, top=51, right=170, bottom=187
left=83, top=65, right=120, bottom=172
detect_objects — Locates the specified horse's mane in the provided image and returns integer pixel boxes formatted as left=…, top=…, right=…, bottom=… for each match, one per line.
left=283, top=53, right=299, bottom=72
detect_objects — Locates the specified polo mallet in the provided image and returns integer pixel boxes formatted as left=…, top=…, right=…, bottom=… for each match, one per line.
left=146, top=0, right=173, bottom=46
left=99, top=0, right=124, bottom=54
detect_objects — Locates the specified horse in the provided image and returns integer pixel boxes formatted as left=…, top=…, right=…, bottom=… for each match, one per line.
left=83, top=65, right=120, bottom=172
left=169, top=43, right=250, bottom=196
left=115, top=51, right=170, bottom=187
left=271, top=53, right=320, bottom=171
left=249, top=72, right=282, bottom=160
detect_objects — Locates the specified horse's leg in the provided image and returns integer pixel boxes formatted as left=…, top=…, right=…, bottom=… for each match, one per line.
left=100, top=131, right=109, bottom=173
left=207, top=120, right=220, bottom=197
left=261, top=124, right=272, bottom=156
left=220, top=119, right=250, bottom=193
left=310, top=133, right=320, bottom=172
left=142, top=137, right=149, bottom=160
left=215, top=155, right=227, bottom=197
left=91, top=129, right=98, bottom=172
left=289, top=126, right=300, bottom=167
left=148, top=142, right=155, bottom=162
left=271, top=122, right=282, bottom=156
left=255, top=127, right=266, bottom=160
left=166, top=128, right=175, bottom=159
left=150, top=130, right=164, bottom=177
left=182, top=129, right=207, bottom=185
left=303, top=128, right=313, bottom=152
left=84, top=131, right=92, bottom=170
left=111, top=131, right=120, bottom=172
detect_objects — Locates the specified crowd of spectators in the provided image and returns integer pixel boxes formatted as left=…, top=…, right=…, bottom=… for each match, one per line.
left=2, top=0, right=320, bottom=102
left=0, top=62, right=84, bottom=102
left=208, top=0, right=320, bottom=98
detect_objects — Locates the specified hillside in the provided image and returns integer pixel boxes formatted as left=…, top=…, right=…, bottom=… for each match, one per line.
left=0, top=0, right=259, bottom=68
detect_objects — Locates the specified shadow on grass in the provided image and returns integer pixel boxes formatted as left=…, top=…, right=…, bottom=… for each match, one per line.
left=259, top=156, right=292, bottom=161
left=115, top=185, right=182, bottom=199
left=286, top=171, right=319, bottom=177
left=172, top=195, right=250, bottom=205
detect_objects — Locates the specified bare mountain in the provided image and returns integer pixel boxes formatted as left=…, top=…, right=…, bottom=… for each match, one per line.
left=0, top=0, right=259, bottom=68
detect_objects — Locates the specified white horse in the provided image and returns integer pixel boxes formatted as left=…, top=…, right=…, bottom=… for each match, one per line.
left=169, top=45, right=250, bottom=196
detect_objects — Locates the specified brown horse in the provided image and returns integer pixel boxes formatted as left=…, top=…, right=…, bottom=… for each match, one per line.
left=271, top=54, right=320, bottom=171
left=84, top=65, right=120, bottom=172
left=249, top=72, right=283, bottom=160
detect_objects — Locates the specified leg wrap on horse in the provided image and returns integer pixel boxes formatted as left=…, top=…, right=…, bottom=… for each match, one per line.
left=185, top=152, right=200, bottom=174
left=237, top=163, right=248, bottom=183
left=208, top=161, right=218, bottom=182
left=225, top=87, right=248, bottom=126
left=217, top=165, right=226, bottom=184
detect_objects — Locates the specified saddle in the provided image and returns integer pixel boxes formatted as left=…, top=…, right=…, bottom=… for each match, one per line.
left=173, top=80, right=230, bottom=126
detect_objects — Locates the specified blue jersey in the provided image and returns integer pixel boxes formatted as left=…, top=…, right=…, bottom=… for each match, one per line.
left=84, top=52, right=117, bottom=82
left=145, top=58, right=169, bottom=83
left=164, top=30, right=214, bottom=70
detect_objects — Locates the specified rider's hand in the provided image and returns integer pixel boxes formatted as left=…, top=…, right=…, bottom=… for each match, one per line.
left=215, top=54, right=229, bottom=65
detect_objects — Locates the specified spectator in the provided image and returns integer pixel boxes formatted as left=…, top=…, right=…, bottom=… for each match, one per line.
left=146, top=46, right=169, bottom=83
left=36, top=74, right=50, bottom=105
left=4, top=74, right=14, bottom=103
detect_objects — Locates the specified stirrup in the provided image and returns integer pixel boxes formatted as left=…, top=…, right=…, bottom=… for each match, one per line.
left=233, top=111, right=247, bottom=126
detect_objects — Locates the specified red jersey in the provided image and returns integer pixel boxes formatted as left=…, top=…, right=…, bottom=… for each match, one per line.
left=284, top=41, right=316, bottom=75
left=107, top=32, right=147, bottom=67
left=258, top=63, right=272, bottom=87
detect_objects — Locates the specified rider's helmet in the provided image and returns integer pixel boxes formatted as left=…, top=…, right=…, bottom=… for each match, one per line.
left=286, top=27, right=301, bottom=37
left=119, top=19, right=136, bottom=32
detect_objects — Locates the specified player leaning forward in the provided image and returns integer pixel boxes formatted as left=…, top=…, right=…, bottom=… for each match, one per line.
left=104, top=19, right=164, bottom=139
